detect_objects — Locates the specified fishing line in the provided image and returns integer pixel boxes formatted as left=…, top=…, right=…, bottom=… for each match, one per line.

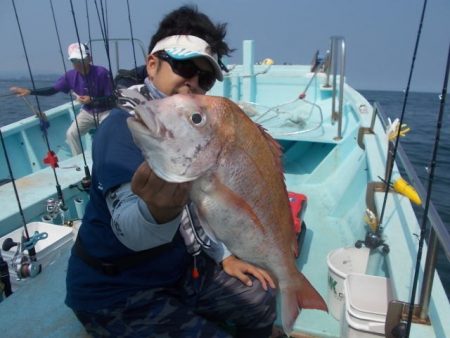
left=19, top=97, right=50, bottom=127
left=10, top=0, right=44, bottom=118
left=11, top=0, right=65, bottom=206
left=49, top=0, right=91, bottom=182
left=378, top=0, right=428, bottom=228
left=85, top=0, right=93, bottom=57
left=93, top=0, right=115, bottom=90
left=0, top=129, right=36, bottom=259
left=126, top=0, right=139, bottom=78
left=404, top=41, right=450, bottom=338
left=69, top=0, right=103, bottom=129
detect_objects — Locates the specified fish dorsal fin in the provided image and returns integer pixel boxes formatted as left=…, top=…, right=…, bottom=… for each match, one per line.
left=256, top=123, right=283, bottom=171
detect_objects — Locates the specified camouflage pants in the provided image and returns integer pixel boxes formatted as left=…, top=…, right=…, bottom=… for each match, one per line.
left=73, top=254, right=276, bottom=338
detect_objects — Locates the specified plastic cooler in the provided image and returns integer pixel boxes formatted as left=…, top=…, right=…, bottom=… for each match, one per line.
left=341, top=273, right=392, bottom=338
left=326, top=247, right=370, bottom=319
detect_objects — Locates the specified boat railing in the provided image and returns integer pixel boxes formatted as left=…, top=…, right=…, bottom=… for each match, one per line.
left=326, top=36, right=346, bottom=140
left=373, top=101, right=450, bottom=319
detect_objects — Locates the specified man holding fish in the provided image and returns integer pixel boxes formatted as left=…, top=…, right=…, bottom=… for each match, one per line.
left=66, top=6, right=279, bottom=338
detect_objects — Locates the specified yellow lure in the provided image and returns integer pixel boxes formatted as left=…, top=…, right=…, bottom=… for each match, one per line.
left=392, top=177, right=422, bottom=205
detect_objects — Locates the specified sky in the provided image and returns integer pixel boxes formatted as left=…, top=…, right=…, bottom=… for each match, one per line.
left=0, top=0, right=449, bottom=92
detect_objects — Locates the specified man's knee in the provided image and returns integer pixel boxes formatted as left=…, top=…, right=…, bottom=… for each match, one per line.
left=237, top=279, right=277, bottom=329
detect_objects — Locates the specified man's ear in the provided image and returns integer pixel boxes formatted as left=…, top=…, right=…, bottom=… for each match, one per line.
left=146, top=54, right=158, bottom=80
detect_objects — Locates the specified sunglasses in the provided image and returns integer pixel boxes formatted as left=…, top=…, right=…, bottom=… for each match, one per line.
left=155, top=51, right=216, bottom=91
left=70, top=59, right=88, bottom=64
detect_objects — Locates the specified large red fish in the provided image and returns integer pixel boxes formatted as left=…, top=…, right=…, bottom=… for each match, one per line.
left=118, top=90, right=328, bottom=334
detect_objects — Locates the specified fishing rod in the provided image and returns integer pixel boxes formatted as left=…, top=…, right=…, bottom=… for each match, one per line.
left=0, top=128, right=34, bottom=258
left=404, top=41, right=450, bottom=338
left=85, top=0, right=93, bottom=57
left=93, top=0, right=116, bottom=89
left=377, top=0, right=428, bottom=229
left=49, top=0, right=91, bottom=188
left=0, top=128, right=47, bottom=280
left=353, top=0, right=429, bottom=257
left=68, top=0, right=99, bottom=128
left=11, top=0, right=65, bottom=207
left=126, top=0, right=139, bottom=80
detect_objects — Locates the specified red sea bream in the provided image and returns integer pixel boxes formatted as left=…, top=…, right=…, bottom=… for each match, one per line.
left=119, top=90, right=328, bottom=334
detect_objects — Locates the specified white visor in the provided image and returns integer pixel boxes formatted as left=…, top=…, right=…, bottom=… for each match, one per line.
left=150, top=35, right=223, bottom=81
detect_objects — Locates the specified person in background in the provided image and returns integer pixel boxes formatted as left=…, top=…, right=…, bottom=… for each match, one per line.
left=65, top=5, right=277, bottom=338
left=10, top=43, right=114, bottom=156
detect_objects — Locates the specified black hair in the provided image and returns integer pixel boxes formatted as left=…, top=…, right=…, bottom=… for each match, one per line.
left=148, top=5, right=233, bottom=61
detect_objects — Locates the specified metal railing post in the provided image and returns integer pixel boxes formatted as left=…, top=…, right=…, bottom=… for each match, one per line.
left=419, top=228, right=438, bottom=319
left=330, top=36, right=346, bottom=140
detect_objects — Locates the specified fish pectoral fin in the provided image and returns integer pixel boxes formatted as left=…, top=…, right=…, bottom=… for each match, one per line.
left=212, top=176, right=267, bottom=235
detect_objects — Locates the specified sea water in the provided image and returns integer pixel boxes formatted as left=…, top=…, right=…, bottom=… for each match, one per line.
left=0, top=79, right=449, bottom=300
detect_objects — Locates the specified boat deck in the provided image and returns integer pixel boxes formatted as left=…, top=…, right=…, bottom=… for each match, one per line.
left=0, top=153, right=92, bottom=237
left=0, top=246, right=88, bottom=338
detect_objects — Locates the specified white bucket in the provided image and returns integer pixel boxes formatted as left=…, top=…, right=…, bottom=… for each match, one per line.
left=326, top=247, right=370, bottom=319
left=341, top=273, right=392, bottom=338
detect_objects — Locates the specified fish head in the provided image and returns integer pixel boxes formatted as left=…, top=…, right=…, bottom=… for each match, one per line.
left=118, top=89, right=233, bottom=183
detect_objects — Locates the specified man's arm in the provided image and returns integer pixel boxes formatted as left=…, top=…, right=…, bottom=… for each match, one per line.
left=106, top=182, right=182, bottom=251
left=10, top=86, right=58, bottom=96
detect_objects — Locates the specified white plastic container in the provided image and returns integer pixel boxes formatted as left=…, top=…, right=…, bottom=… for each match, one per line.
left=326, top=247, right=370, bottom=319
left=0, top=222, right=74, bottom=290
left=341, top=273, right=392, bottom=338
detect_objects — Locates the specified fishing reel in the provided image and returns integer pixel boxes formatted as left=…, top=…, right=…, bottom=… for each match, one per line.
left=43, top=198, right=68, bottom=224
left=10, top=253, right=41, bottom=279
left=1, top=231, right=47, bottom=280
left=355, top=230, right=390, bottom=254
left=355, top=208, right=390, bottom=254
left=69, top=176, right=91, bottom=192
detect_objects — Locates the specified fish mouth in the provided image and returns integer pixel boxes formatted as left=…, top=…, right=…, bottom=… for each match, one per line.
left=117, top=88, right=167, bottom=139
left=130, top=104, right=170, bottom=140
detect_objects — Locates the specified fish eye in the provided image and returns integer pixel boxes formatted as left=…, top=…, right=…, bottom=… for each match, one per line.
left=190, top=112, right=205, bottom=126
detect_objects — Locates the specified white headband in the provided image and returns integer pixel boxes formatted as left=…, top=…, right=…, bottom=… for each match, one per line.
left=151, top=35, right=223, bottom=81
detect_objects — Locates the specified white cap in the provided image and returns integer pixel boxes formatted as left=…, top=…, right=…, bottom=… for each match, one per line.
left=150, top=35, right=223, bottom=81
left=67, top=43, right=90, bottom=61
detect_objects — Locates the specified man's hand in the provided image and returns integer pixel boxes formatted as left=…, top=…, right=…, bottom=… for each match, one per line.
left=131, top=162, right=191, bottom=223
left=76, top=95, right=92, bottom=104
left=221, top=255, right=276, bottom=291
left=10, top=86, right=30, bottom=97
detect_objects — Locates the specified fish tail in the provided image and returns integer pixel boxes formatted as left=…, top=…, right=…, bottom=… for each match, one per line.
left=280, top=272, right=328, bottom=334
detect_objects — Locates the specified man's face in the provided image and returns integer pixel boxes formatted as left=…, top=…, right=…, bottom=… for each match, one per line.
left=146, top=53, right=216, bottom=96
left=71, top=57, right=91, bottom=75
